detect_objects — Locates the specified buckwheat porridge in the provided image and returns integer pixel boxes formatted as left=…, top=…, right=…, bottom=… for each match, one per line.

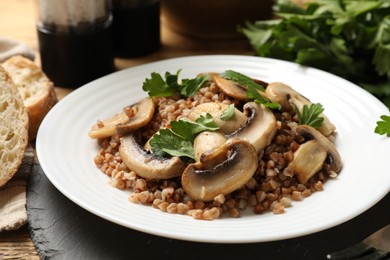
left=89, top=70, right=342, bottom=220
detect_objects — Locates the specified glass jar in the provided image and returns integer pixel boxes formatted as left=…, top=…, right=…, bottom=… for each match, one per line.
left=36, top=0, right=115, bottom=88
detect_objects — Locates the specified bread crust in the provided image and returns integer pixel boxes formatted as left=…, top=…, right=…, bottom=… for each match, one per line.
left=0, top=65, right=29, bottom=187
left=2, top=56, right=58, bottom=140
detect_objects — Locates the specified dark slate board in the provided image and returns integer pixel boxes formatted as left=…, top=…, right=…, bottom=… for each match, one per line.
left=27, top=162, right=390, bottom=260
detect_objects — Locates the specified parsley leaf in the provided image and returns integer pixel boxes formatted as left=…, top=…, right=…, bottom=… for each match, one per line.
left=149, top=114, right=219, bottom=159
left=150, top=129, right=194, bottom=158
left=247, top=85, right=281, bottom=110
left=142, top=70, right=208, bottom=98
left=240, top=0, right=390, bottom=106
left=170, top=114, right=219, bottom=142
left=375, top=115, right=390, bottom=137
left=181, top=74, right=209, bottom=97
left=142, top=71, right=181, bottom=97
left=294, top=103, right=324, bottom=128
left=220, top=104, right=235, bottom=121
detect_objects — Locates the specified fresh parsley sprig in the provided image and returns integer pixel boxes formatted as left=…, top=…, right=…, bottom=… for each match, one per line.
left=240, top=0, right=390, bottom=106
left=294, top=103, right=324, bottom=128
left=375, top=115, right=390, bottom=137
left=150, top=114, right=219, bottom=160
left=142, top=70, right=208, bottom=98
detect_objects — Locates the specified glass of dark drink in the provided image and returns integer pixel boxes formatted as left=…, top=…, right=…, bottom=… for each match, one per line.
left=36, top=0, right=115, bottom=88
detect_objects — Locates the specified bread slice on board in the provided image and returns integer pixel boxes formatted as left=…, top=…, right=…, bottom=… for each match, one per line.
left=0, top=65, right=29, bottom=187
left=2, top=55, right=57, bottom=140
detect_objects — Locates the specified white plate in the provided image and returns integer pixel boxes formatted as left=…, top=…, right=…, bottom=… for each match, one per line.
left=36, top=55, right=390, bottom=243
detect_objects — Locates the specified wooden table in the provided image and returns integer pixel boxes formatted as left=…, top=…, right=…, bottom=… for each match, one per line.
left=0, top=0, right=252, bottom=258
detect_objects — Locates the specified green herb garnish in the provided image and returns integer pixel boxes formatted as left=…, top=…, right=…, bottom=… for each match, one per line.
left=220, top=104, right=235, bottom=121
left=247, top=85, right=281, bottom=110
left=150, top=114, right=219, bottom=159
left=142, top=70, right=208, bottom=98
left=240, top=0, right=390, bottom=106
left=375, top=115, right=390, bottom=136
left=294, top=103, right=324, bottom=128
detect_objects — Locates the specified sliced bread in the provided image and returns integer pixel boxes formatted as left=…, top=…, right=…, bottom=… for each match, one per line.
left=2, top=55, right=57, bottom=140
left=0, top=65, right=29, bottom=187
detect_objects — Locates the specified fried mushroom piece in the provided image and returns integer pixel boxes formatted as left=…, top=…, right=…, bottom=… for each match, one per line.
left=290, top=125, right=342, bottom=183
left=89, top=97, right=155, bottom=139
left=119, top=133, right=186, bottom=180
left=265, top=82, right=335, bottom=136
left=182, top=138, right=258, bottom=202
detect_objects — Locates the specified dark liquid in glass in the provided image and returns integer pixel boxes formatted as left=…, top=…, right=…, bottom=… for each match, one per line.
left=112, top=1, right=161, bottom=57
left=37, top=24, right=115, bottom=88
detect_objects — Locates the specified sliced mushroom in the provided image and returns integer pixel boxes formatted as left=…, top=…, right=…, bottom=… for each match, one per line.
left=89, top=97, right=155, bottom=139
left=188, top=102, right=247, bottom=135
left=213, top=74, right=247, bottom=100
left=88, top=112, right=129, bottom=139
left=212, top=74, right=268, bottom=100
left=119, top=133, right=186, bottom=180
left=115, top=97, right=156, bottom=135
left=289, top=139, right=327, bottom=184
left=193, top=131, right=227, bottom=162
left=293, top=125, right=342, bottom=174
left=265, top=82, right=335, bottom=136
left=227, top=102, right=277, bottom=153
left=182, top=138, right=258, bottom=201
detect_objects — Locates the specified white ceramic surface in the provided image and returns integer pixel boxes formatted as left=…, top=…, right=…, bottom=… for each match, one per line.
left=36, top=55, right=390, bottom=243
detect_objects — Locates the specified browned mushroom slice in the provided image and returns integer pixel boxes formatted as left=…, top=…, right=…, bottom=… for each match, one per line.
left=212, top=74, right=268, bottom=101
left=119, top=133, right=186, bottom=180
left=294, top=125, right=342, bottom=174
left=188, top=102, right=247, bottom=135
left=213, top=74, right=248, bottom=100
left=88, top=112, right=129, bottom=139
left=228, top=102, right=277, bottom=153
left=181, top=139, right=258, bottom=202
left=289, top=139, right=327, bottom=184
left=265, top=82, right=335, bottom=136
left=115, top=97, right=155, bottom=135
left=88, top=97, right=155, bottom=139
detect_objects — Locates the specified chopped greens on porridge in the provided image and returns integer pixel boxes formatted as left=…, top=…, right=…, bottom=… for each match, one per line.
left=89, top=70, right=342, bottom=220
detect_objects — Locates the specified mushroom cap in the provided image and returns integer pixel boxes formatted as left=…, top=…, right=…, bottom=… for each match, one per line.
left=182, top=138, right=258, bottom=202
left=227, top=102, right=277, bottom=153
left=188, top=102, right=247, bottom=135
left=265, top=82, right=336, bottom=136
left=119, top=133, right=186, bottom=180
left=293, top=125, right=342, bottom=174
left=89, top=97, right=155, bottom=139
